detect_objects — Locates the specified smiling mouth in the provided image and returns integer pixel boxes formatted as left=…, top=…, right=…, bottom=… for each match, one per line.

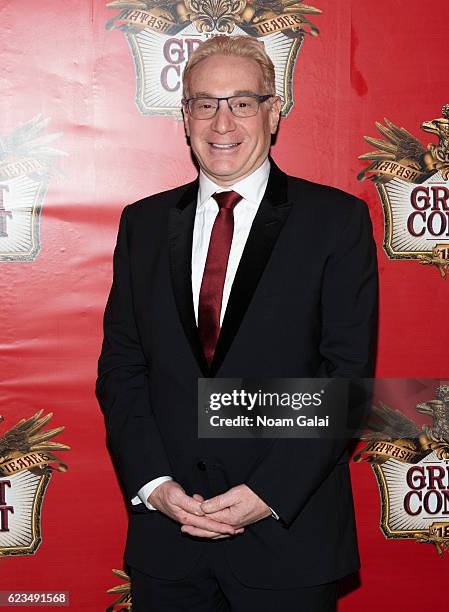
left=209, top=143, right=241, bottom=149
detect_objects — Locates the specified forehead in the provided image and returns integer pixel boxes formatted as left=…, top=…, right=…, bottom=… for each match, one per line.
left=187, top=54, right=264, bottom=96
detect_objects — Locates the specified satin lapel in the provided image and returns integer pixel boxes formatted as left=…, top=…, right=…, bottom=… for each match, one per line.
left=168, top=178, right=210, bottom=377
left=209, top=160, right=292, bottom=377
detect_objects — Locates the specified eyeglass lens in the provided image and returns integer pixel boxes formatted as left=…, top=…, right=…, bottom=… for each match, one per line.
left=189, top=96, right=260, bottom=118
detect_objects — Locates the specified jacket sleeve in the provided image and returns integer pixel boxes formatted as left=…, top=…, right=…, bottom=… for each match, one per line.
left=96, top=206, right=172, bottom=504
left=245, top=198, right=378, bottom=527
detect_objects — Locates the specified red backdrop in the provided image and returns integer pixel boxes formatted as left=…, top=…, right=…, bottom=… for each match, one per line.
left=1, top=1, right=447, bottom=609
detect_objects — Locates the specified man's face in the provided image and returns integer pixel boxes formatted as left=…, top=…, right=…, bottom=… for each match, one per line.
left=183, top=54, right=281, bottom=187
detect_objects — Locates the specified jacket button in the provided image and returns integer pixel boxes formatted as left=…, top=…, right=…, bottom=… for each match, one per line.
left=197, top=460, right=207, bottom=471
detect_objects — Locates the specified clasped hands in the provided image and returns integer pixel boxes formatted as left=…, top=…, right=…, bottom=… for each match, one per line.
left=148, top=481, right=272, bottom=539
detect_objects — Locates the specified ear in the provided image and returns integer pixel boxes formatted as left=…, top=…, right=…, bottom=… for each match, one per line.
left=269, top=96, right=282, bottom=134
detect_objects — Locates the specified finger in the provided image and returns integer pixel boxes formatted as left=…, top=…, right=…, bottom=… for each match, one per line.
left=200, top=508, right=234, bottom=524
left=201, top=492, right=232, bottom=514
left=181, top=525, right=224, bottom=538
left=176, top=492, right=205, bottom=516
left=182, top=514, right=237, bottom=535
left=181, top=525, right=244, bottom=539
left=192, top=493, right=205, bottom=502
left=202, top=527, right=245, bottom=538
left=215, top=528, right=244, bottom=537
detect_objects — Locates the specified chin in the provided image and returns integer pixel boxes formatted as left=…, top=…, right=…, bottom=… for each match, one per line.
left=204, top=160, right=242, bottom=180
left=212, top=161, right=241, bottom=175
left=206, top=153, right=252, bottom=177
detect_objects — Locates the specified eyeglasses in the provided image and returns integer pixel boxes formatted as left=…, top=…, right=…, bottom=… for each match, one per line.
left=182, top=94, right=274, bottom=119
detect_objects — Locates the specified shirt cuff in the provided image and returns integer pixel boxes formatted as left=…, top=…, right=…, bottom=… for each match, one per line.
left=269, top=506, right=280, bottom=520
left=131, top=476, right=173, bottom=510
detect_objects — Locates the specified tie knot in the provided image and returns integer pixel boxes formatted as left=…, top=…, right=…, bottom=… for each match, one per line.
left=212, top=190, right=242, bottom=211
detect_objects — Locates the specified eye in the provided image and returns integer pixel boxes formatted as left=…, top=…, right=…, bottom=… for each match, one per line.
left=230, top=97, right=257, bottom=111
left=192, top=99, right=215, bottom=111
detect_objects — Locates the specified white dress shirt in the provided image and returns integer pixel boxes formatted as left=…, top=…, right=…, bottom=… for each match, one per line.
left=131, top=157, right=279, bottom=520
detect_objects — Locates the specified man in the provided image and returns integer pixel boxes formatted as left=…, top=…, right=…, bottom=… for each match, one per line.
left=96, top=35, right=378, bottom=611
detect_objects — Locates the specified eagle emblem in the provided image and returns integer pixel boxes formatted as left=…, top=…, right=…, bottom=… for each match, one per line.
left=358, top=105, right=449, bottom=278
left=355, top=383, right=449, bottom=556
left=105, top=1, right=321, bottom=117
left=0, top=115, right=65, bottom=262
left=0, top=411, right=69, bottom=556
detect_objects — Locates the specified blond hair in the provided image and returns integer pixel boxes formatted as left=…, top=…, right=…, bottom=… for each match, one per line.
left=182, top=35, right=276, bottom=98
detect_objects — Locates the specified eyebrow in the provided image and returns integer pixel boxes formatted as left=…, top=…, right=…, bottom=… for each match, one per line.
left=189, top=90, right=258, bottom=98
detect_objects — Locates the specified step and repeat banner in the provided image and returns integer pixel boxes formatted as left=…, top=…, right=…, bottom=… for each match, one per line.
left=1, top=1, right=448, bottom=609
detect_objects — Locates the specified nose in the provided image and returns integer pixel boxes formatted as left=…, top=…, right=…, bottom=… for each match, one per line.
left=210, top=99, right=236, bottom=134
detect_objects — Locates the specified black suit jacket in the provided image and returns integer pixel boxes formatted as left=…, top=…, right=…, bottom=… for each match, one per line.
left=96, top=159, right=378, bottom=588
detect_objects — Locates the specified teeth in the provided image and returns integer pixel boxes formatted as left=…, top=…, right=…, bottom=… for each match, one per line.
left=211, top=143, right=239, bottom=148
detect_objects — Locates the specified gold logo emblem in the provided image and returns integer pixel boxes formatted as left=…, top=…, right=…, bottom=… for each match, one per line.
left=355, top=384, right=449, bottom=556
left=0, top=411, right=69, bottom=556
left=105, top=0, right=322, bottom=117
left=0, top=116, right=65, bottom=262
left=358, top=105, right=449, bottom=277
left=107, top=569, right=131, bottom=611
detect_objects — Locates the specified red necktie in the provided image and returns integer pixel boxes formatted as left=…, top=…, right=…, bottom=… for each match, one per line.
left=198, top=190, right=242, bottom=366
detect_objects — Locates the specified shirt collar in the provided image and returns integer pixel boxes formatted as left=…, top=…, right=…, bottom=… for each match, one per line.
left=197, top=157, right=271, bottom=208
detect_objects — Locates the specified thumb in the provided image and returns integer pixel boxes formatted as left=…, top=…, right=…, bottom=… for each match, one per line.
left=192, top=493, right=205, bottom=502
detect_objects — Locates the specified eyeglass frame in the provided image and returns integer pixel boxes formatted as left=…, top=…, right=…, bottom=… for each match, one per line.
left=181, top=93, right=275, bottom=119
